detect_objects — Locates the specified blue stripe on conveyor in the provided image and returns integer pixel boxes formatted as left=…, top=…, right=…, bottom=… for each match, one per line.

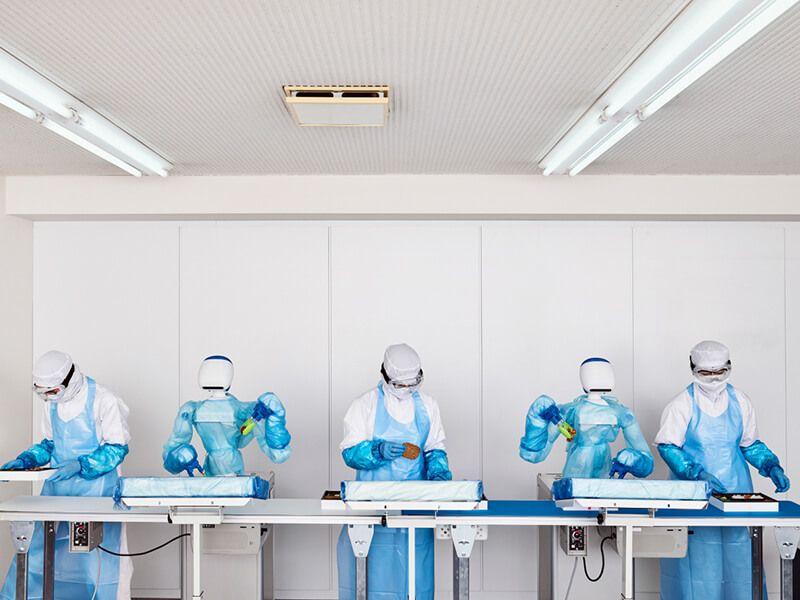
left=404, top=500, right=800, bottom=519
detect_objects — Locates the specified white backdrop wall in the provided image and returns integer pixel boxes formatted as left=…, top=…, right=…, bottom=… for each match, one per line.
left=0, top=180, right=32, bottom=570
left=31, top=220, right=799, bottom=599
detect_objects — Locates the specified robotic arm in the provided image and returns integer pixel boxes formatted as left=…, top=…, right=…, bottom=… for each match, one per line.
left=162, top=402, right=204, bottom=476
left=519, top=396, right=562, bottom=464
left=610, top=412, right=654, bottom=479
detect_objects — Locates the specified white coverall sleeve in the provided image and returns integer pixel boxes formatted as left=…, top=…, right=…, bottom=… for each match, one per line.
left=653, top=393, right=693, bottom=447
left=340, top=394, right=374, bottom=450
left=423, top=398, right=447, bottom=452
left=95, top=389, right=132, bottom=445
left=736, top=389, right=759, bottom=447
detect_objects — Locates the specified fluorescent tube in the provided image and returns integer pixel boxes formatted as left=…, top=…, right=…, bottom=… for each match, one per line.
left=640, top=0, right=799, bottom=119
left=0, top=49, right=72, bottom=118
left=0, top=90, right=37, bottom=120
left=568, top=117, right=640, bottom=176
left=41, top=118, right=142, bottom=176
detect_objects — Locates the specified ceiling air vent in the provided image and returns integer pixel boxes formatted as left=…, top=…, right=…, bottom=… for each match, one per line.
left=282, top=85, right=389, bottom=127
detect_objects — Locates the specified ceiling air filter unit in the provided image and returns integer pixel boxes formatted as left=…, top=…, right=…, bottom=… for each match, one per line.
left=283, top=85, right=389, bottom=127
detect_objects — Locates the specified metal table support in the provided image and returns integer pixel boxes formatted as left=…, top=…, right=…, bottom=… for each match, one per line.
left=751, top=527, right=764, bottom=600
left=775, top=526, right=800, bottom=600
left=347, top=524, right=374, bottom=600
left=10, top=521, right=35, bottom=600
left=42, top=521, right=55, bottom=600
left=621, top=525, right=634, bottom=600
left=450, top=525, right=479, bottom=600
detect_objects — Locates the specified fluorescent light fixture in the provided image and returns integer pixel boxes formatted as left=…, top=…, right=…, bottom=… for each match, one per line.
left=41, top=119, right=142, bottom=177
left=0, top=90, right=37, bottom=120
left=0, top=49, right=72, bottom=118
left=568, top=117, right=640, bottom=176
left=640, top=0, right=799, bottom=119
left=539, top=0, right=799, bottom=176
left=0, top=47, right=171, bottom=176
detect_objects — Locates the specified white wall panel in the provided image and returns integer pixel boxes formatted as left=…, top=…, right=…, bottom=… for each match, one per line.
left=633, top=223, right=786, bottom=594
left=28, top=219, right=795, bottom=599
left=482, top=223, right=633, bottom=595
left=178, top=223, right=331, bottom=596
left=33, top=221, right=181, bottom=597
left=330, top=223, right=482, bottom=593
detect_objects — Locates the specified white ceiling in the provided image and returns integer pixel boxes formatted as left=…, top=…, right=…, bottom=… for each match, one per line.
left=0, top=0, right=797, bottom=176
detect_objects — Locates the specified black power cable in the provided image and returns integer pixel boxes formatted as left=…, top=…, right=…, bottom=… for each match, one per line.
left=98, top=533, right=190, bottom=557
left=582, top=535, right=615, bottom=582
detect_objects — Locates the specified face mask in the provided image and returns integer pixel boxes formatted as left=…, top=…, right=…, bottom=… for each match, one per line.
left=385, top=382, right=418, bottom=401
left=693, top=372, right=729, bottom=395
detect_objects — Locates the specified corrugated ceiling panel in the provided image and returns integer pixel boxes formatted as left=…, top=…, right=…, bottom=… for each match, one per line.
left=0, top=0, right=688, bottom=175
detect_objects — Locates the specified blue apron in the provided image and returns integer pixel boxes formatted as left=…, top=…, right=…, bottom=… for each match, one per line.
left=660, top=383, right=765, bottom=600
left=337, top=385, right=434, bottom=600
left=1, top=379, right=124, bottom=600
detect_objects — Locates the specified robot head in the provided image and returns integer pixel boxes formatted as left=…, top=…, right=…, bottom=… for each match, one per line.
left=579, top=357, right=615, bottom=394
left=198, top=355, right=234, bottom=396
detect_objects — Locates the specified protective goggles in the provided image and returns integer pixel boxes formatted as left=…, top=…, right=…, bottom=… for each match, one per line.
left=32, top=364, right=75, bottom=398
left=381, top=365, right=424, bottom=389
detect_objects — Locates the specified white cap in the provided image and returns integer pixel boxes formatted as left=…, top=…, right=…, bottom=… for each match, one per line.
left=198, top=355, right=234, bottom=391
left=383, top=343, right=422, bottom=384
left=579, top=357, right=615, bottom=393
left=33, top=350, right=74, bottom=388
left=690, top=340, right=730, bottom=371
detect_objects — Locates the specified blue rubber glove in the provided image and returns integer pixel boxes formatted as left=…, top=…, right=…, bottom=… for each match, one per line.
left=609, top=448, right=654, bottom=479
left=48, top=460, right=81, bottom=482
left=1, top=459, right=26, bottom=471
left=770, top=466, right=791, bottom=493
left=378, top=441, right=406, bottom=460
left=698, top=469, right=725, bottom=493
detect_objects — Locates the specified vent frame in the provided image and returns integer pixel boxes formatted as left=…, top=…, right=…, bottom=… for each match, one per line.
left=282, top=85, right=390, bottom=127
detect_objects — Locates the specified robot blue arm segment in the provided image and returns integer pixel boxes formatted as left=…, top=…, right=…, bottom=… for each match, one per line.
left=519, top=396, right=561, bottom=463
left=424, top=449, right=453, bottom=481
left=251, top=393, right=292, bottom=463
left=163, top=443, right=204, bottom=476
left=342, top=440, right=385, bottom=471
left=617, top=417, right=654, bottom=478
left=658, top=443, right=704, bottom=480
left=77, top=443, right=129, bottom=479
left=17, top=439, right=56, bottom=469
left=741, top=440, right=781, bottom=478
left=163, top=402, right=198, bottom=472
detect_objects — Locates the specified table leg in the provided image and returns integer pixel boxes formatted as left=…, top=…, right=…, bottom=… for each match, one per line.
left=453, top=543, right=469, bottom=600
left=621, top=525, right=634, bottom=600
left=192, top=523, right=202, bottom=600
left=180, top=524, right=191, bottom=600
left=782, top=556, right=794, bottom=600
left=15, top=552, right=28, bottom=599
left=42, top=521, right=55, bottom=600
left=752, top=526, right=764, bottom=600
left=408, top=527, right=416, bottom=600
left=355, top=555, right=368, bottom=600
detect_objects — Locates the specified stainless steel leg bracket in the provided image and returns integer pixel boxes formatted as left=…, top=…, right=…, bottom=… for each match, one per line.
left=348, top=524, right=374, bottom=600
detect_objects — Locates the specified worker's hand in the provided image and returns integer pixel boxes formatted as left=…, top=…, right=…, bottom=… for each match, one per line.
left=0, top=459, right=26, bottom=471
left=769, top=466, right=791, bottom=493
left=47, top=460, right=81, bottom=482
left=377, top=441, right=406, bottom=461
left=698, top=469, right=725, bottom=493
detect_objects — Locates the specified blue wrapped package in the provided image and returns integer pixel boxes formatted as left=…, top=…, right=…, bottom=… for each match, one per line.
left=341, top=480, right=483, bottom=502
left=551, top=477, right=709, bottom=501
left=113, top=475, right=270, bottom=508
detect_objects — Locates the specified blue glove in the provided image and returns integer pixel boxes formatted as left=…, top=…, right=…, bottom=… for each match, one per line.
left=698, top=469, right=725, bottom=493
left=48, top=460, right=81, bottom=482
left=609, top=448, right=654, bottom=479
left=378, top=441, right=406, bottom=460
left=1, top=459, right=26, bottom=471
left=770, top=466, right=790, bottom=493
